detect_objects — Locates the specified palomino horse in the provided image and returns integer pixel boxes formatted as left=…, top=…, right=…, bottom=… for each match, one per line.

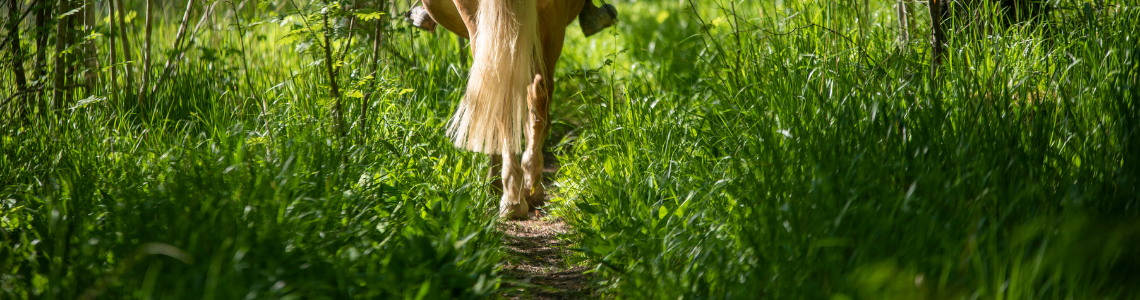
left=407, top=1, right=616, bottom=219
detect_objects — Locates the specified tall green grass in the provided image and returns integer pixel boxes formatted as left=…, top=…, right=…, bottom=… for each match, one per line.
left=554, top=0, right=1140, bottom=298
left=3, top=0, right=1138, bottom=299
left=2, top=2, right=506, bottom=298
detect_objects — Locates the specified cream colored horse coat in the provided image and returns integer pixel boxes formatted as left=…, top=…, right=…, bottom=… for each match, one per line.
left=415, top=0, right=614, bottom=219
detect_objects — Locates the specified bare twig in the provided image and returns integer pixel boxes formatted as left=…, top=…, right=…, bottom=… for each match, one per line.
left=152, top=0, right=208, bottom=93
left=227, top=0, right=263, bottom=108
left=0, top=0, right=39, bottom=55
left=755, top=21, right=886, bottom=73
left=383, top=43, right=411, bottom=65
left=1, top=84, right=86, bottom=106
left=338, top=1, right=358, bottom=67
left=684, top=0, right=732, bottom=85
left=362, top=0, right=389, bottom=136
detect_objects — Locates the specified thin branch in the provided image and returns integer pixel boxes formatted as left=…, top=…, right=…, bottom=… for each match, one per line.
left=383, top=43, right=411, bottom=66
left=362, top=0, right=388, bottom=136
left=285, top=0, right=327, bottom=50
left=755, top=21, right=886, bottom=73
left=226, top=0, right=262, bottom=109
left=152, top=0, right=208, bottom=93
left=0, top=0, right=39, bottom=54
left=1, top=84, right=86, bottom=107
left=337, top=2, right=357, bottom=67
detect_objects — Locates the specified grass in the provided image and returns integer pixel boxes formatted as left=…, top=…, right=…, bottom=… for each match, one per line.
left=2, top=0, right=1139, bottom=299
left=3, top=2, right=502, bottom=298
left=552, top=0, right=1140, bottom=299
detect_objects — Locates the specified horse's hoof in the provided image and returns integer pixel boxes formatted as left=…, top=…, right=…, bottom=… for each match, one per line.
left=500, top=197, right=530, bottom=220
left=501, top=206, right=530, bottom=220
left=580, top=4, right=617, bottom=37
left=405, top=6, right=437, bottom=33
left=525, top=186, right=546, bottom=208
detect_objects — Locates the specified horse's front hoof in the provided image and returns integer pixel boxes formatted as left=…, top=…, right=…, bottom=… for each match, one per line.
left=580, top=4, right=617, bottom=37
left=404, top=6, right=437, bottom=32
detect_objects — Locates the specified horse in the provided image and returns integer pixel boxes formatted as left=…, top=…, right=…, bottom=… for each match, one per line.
left=406, top=0, right=616, bottom=219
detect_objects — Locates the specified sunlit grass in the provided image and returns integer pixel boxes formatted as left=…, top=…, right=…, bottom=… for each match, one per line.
left=553, top=0, right=1140, bottom=299
left=2, top=3, right=503, bottom=298
left=2, top=0, right=1138, bottom=299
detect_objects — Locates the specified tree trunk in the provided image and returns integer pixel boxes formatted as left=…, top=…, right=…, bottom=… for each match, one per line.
left=114, top=0, right=133, bottom=92
left=7, top=0, right=28, bottom=93
left=897, top=0, right=914, bottom=45
left=139, top=0, right=152, bottom=106
left=33, top=0, right=52, bottom=104
left=322, top=10, right=343, bottom=137
left=364, top=0, right=388, bottom=136
left=109, top=0, right=118, bottom=105
left=7, top=0, right=30, bottom=123
left=63, top=14, right=76, bottom=105
left=52, top=0, right=70, bottom=108
left=370, top=0, right=386, bottom=75
left=930, top=0, right=946, bottom=78
left=81, top=0, right=99, bottom=92
left=859, top=0, right=868, bottom=45
left=62, top=3, right=79, bottom=105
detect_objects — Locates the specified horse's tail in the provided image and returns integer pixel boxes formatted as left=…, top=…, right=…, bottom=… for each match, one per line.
left=448, top=0, right=543, bottom=154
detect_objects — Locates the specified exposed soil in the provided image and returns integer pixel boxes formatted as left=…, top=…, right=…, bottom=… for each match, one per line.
left=499, top=152, right=592, bottom=299
left=500, top=218, right=591, bottom=299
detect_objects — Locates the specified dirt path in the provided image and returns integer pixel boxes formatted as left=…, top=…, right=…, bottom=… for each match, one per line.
left=499, top=152, right=592, bottom=299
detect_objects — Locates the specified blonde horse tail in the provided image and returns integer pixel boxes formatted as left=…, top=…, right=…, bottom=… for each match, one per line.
left=448, top=0, right=544, bottom=154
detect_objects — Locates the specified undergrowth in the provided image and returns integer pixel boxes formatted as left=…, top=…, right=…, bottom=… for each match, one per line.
left=554, top=0, right=1140, bottom=299
left=2, top=1, right=502, bottom=298
left=2, top=0, right=1138, bottom=299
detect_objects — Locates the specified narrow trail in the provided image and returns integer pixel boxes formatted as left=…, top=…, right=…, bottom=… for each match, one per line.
left=499, top=152, right=592, bottom=299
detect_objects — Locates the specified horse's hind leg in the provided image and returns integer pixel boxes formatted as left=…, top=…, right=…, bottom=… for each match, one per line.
left=521, top=16, right=571, bottom=212
left=522, top=75, right=548, bottom=210
left=500, top=138, right=529, bottom=220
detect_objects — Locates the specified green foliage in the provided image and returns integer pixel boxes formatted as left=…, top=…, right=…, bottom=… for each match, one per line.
left=3, top=0, right=1138, bottom=299
left=2, top=1, right=498, bottom=298
left=554, top=0, right=1140, bottom=299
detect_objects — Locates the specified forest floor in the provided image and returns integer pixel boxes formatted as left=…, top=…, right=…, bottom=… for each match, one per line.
left=499, top=152, right=592, bottom=299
